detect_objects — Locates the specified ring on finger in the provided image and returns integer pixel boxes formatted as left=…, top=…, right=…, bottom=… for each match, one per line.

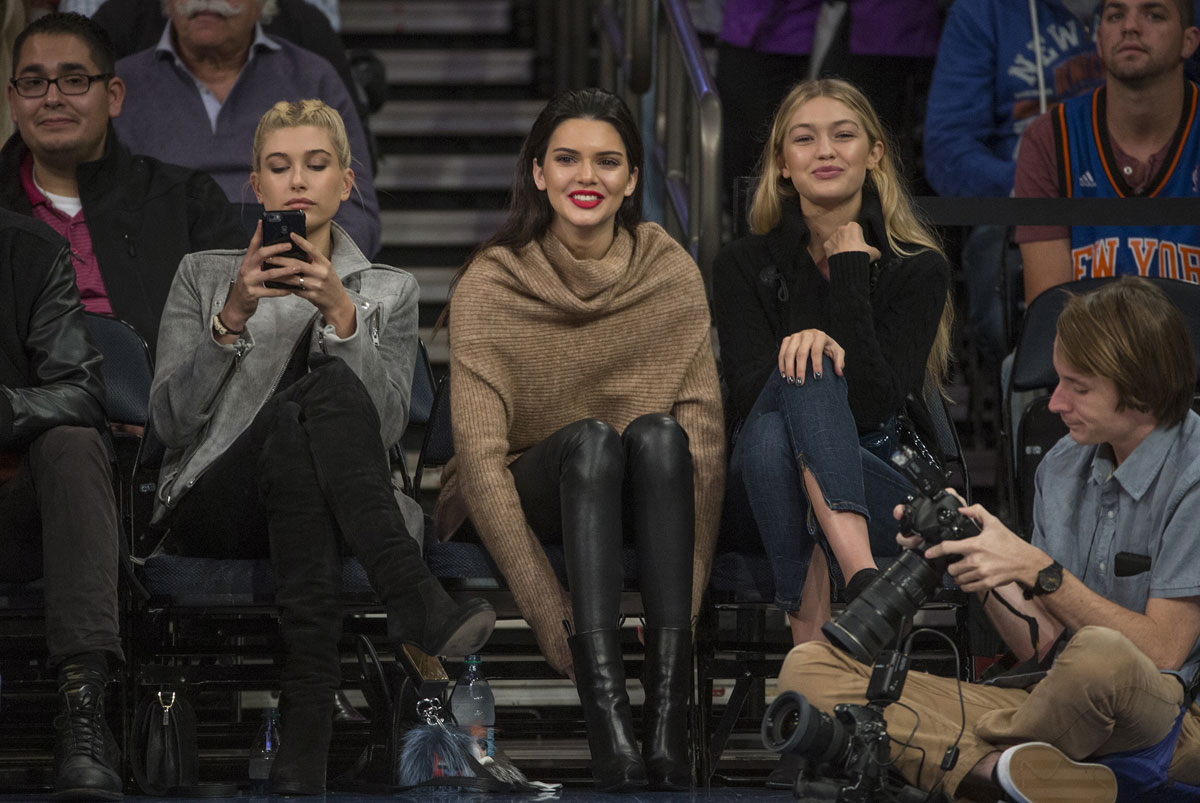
left=298, top=275, right=305, bottom=289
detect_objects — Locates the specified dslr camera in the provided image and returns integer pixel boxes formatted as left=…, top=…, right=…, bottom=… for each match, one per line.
left=761, top=691, right=930, bottom=803
left=821, top=445, right=979, bottom=664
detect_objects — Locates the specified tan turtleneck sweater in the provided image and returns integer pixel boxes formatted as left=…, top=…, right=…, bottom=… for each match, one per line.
left=439, top=222, right=725, bottom=675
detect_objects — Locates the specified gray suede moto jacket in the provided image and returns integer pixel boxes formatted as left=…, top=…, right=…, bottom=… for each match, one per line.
left=149, top=223, right=419, bottom=527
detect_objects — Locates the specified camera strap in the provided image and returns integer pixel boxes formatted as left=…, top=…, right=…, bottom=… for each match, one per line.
left=978, top=592, right=1071, bottom=690
left=990, top=590, right=1041, bottom=657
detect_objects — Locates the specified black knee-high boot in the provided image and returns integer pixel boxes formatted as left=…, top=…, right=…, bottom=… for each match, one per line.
left=642, top=627, right=693, bottom=790
left=568, top=629, right=648, bottom=792
left=260, top=402, right=343, bottom=796
left=293, top=358, right=494, bottom=657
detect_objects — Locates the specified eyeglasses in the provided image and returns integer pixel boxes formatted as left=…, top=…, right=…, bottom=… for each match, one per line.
left=9, top=73, right=113, bottom=98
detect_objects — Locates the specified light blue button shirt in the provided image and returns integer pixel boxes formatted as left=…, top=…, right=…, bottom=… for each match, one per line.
left=1033, top=409, right=1200, bottom=685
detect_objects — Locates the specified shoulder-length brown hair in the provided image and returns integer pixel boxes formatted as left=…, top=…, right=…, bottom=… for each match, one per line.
left=1056, top=277, right=1196, bottom=426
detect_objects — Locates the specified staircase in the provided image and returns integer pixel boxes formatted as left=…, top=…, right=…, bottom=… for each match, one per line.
left=341, top=0, right=548, bottom=367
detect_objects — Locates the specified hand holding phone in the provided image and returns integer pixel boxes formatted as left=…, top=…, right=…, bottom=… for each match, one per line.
left=260, top=210, right=309, bottom=290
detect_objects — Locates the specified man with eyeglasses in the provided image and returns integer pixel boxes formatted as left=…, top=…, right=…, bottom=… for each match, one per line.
left=2, top=12, right=243, bottom=352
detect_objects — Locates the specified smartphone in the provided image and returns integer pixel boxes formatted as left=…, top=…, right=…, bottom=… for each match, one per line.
left=260, top=210, right=308, bottom=289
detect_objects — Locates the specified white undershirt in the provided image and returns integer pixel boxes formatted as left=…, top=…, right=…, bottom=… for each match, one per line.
left=32, top=166, right=83, bottom=218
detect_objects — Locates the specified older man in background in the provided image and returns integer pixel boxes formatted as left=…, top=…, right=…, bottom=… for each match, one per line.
left=113, top=0, right=380, bottom=258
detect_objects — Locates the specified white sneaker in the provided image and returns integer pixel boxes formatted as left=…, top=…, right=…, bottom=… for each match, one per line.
left=995, top=742, right=1117, bottom=803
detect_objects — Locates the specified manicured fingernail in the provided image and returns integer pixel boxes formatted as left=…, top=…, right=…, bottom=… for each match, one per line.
left=797, top=376, right=804, bottom=385
left=786, top=376, right=795, bottom=385
left=780, top=371, right=786, bottom=379
left=815, top=371, right=822, bottom=379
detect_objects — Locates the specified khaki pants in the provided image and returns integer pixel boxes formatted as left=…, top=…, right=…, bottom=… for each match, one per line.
left=779, top=626, right=1197, bottom=798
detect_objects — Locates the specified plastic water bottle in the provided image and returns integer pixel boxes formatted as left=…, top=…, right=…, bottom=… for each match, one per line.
left=248, top=707, right=280, bottom=794
left=449, top=654, right=495, bottom=757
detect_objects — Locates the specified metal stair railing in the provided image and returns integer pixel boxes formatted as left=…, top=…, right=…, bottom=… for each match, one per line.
left=551, top=0, right=721, bottom=289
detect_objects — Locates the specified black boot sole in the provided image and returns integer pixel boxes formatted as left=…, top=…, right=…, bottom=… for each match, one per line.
left=269, top=779, right=326, bottom=796
left=647, top=773, right=691, bottom=791
left=52, top=788, right=123, bottom=801
left=408, top=601, right=496, bottom=656
left=595, top=773, right=649, bottom=793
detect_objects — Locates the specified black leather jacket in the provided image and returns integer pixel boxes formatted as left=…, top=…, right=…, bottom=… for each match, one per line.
left=0, top=209, right=105, bottom=447
left=0, top=125, right=244, bottom=352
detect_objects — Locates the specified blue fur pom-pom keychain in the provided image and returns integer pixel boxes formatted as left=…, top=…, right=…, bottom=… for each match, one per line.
left=396, top=698, right=481, bottom=787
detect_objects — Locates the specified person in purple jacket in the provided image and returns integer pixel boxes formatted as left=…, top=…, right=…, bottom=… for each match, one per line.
left=716, top=0, right=941, bottom=206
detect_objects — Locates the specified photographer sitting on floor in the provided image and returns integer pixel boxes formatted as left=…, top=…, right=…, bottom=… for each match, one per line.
left=780, top=276, right=1200, bottom=803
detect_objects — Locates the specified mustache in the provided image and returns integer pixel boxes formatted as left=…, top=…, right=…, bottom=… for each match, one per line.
left=176, top=0, right=242, bottom=17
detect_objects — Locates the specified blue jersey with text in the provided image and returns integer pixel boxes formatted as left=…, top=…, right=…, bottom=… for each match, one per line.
left=1054, top=82, right=1200, bottom=284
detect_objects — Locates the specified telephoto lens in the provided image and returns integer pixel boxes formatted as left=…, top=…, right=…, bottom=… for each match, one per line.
left=821, top=549, right=942, bottom=664
left=760, top=691, right=851, bottom=768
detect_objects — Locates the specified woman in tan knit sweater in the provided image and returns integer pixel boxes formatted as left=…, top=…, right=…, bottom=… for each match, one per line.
left=437, top=88, right=724, bottom=791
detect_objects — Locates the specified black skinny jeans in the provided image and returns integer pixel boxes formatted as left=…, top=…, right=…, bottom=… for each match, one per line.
left=0, top=426, right=123, bottom=667
left=509, top=414, right=695, bottom=633
left=164, top=354, right=417, bottom=558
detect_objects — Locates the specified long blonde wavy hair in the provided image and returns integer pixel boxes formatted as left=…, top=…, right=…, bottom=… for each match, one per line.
left=748, top=78, right=954, bottom=393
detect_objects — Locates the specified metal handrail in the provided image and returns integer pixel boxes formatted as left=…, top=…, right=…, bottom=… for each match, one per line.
left=584, top=0, right=722, bottom=289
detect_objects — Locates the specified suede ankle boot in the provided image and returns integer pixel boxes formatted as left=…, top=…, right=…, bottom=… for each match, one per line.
left=642, top=628, right=692, bottom=790
left=53, top=659, right=122, bottom=801
left=568, top=629, right=648, bottom=792
left=387, top=576, right=495, bottom=657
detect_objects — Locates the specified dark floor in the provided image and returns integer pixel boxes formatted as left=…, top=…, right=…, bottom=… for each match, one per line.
left=0, top=788, right=794, bottom=803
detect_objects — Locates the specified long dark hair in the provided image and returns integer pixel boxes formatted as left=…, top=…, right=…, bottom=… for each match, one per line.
left=436, top=88, right=644, bottom=331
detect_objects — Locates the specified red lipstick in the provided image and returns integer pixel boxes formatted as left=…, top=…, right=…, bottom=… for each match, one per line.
left=568, top=190, right=604, bottom=209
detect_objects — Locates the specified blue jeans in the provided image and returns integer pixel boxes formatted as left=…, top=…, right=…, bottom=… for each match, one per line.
left=729, top=359, right=910, bottom=610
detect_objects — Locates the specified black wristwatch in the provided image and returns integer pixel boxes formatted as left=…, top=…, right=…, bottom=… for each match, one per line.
left=1022, top=560, right=1064, bottom=599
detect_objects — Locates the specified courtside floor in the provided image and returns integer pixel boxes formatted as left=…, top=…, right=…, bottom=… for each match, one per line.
left=0, top=789, right=794, bottom=803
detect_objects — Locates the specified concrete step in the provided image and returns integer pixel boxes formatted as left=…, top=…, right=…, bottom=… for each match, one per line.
left=375, top=153, right=516, bottom=192
left=341, top=0, right=513, bottom=35
left=418, top=327, right=448, bottom=365
left=408, top=266, right=457, bottom=303
left=380, top=208, right=507, bottom=247
left=374, top=98, right=544, bottom=137
left=380, top=48, right=535, bottom=86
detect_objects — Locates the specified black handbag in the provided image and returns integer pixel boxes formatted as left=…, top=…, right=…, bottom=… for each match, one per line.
left=130, top=690, right=239, bottom=797
left=131, top=690, right=199, bottom=796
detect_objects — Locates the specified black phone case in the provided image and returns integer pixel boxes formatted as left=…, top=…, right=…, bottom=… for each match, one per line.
left=261, top=211, right=307, bottom=289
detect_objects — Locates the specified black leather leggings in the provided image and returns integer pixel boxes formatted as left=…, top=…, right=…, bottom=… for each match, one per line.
left=508, top=414, right=695, bottom=632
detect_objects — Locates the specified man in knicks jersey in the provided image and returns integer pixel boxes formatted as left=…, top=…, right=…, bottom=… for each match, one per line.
left=1015, top=0, right=1200, bottom=302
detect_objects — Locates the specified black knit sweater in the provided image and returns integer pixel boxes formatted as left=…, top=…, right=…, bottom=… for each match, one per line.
left=713, top=190, right=950, bottom=432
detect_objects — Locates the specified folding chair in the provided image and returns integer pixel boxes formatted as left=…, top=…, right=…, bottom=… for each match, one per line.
left=1097, top=704, right=1200, bottom=802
